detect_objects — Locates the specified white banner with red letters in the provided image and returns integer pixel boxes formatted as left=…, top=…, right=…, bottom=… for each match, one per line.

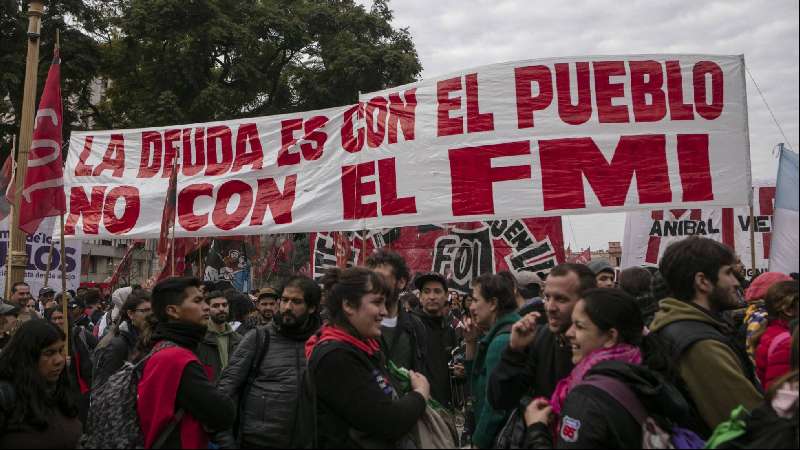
left=63, top=54, right=751, bottom=239
left=622, top=181, right=775, bottom=277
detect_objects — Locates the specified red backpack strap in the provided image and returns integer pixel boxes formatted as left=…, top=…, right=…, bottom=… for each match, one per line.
left=581, top=375, right=648, bottom=424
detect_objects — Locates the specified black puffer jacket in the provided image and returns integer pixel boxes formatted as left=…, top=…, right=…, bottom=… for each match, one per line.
left=216, top=317, right=321, bottom=449
left=524, top=361, right=692, bottom=449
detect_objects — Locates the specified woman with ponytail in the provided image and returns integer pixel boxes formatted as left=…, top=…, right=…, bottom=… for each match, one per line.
left=522, top=288, right=693, bottom=449
left=307, top=267, right=430, bottom=448
left=92, top=289, right=152, bottom=386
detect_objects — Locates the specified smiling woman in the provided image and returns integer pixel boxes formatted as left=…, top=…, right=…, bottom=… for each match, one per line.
left=0, top=320, right=81, bottom=449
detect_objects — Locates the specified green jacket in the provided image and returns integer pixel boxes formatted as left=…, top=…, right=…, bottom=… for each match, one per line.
left=649, top=298, right=762, bottom=430
left=466, top=312, right=520, bottom=449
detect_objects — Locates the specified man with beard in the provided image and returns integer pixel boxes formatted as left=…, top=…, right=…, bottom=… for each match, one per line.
left=488, top=264, right=596, bottom=411
left=413, top=272, right=459, bottom=409
left=216, top=276, right=323, bottom=449
left=256, top=288, right=279, bottom=326
left=650, top=237, right=763, bottom=435
left=197, top=291, right=243, bottom=381
left=366, top=250, right=428, bottom=377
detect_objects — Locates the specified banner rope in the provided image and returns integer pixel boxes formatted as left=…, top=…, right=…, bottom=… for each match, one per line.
left=746, top=66, right=794, bottom=152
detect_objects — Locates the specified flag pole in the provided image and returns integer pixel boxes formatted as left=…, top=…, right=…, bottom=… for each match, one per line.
left=59, top=214, right=69, bottom=354
left=8, top=1, right=45, bottom=295
left=43, top=236, right=55, bottom=288
left=749, top=188, right=757, bottom=277
left=170, top=159, right=177, bottom=277
left=4, top=135, right=17, bottom=300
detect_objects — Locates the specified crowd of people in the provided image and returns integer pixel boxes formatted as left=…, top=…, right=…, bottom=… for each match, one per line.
left=0, top=236, right=796, bottom=449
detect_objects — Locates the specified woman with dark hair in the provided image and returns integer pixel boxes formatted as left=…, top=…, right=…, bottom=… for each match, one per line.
left=521, top=288, right=692, bottom=448
left=307, top=267, right=430, bottom=448
left=92, top=289, right=152, bottom=386
left=464, top=273, right=521, bottom=448
left=0, top=320, right=81, bottom=448
left=43, top=307, right=65, bottom=330
left=754, top=280, right=799, bottom=390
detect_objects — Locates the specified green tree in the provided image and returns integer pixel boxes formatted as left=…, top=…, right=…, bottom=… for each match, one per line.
left=1, top=0, right=421, bottom=147
left=94, top=0, right=422, bottom=128
left=0, top=0, right=106, bottom=152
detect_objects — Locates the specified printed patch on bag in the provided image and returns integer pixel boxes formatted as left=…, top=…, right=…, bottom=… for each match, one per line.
left=560, top=416, right=581, bottom=443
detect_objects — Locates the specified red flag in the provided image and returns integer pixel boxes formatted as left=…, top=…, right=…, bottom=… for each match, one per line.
left=109, top=240, right=145, bottom=287
left=0, top=154, right=14, bottom=221
left=334, top=232, right=350, bottom=268
left=19, top=48, right=65, bottom=234
left=157, top=161, right=179, bottom=260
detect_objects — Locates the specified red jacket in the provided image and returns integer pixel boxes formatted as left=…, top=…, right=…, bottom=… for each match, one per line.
left=137, top=344, right=207, bottom=449
left=755, top=320, right=792, bottom=390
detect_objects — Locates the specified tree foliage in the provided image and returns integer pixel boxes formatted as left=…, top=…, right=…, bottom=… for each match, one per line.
left=1, top=0, right=421, bottom=152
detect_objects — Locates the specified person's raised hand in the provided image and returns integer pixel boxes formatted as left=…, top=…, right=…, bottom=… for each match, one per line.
left=463, top=316, right=481, bottom=343
left=524, top=398, right=553, bottom=426
left=509, top=312, right=540, bottom=352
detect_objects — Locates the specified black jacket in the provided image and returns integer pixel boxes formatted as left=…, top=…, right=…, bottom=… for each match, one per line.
left=311, top=340, right=426, bottom=448
left=414, top=312, right=458, bottom=409
left=379, top=308, right=428, bottom=376
left=524, top=361, right=692, bottom=449
left=196, top=324, right=243, bottom=382
left=488, top=326, right=574, bottom=411
left=216, top=318, right=320, bottom=449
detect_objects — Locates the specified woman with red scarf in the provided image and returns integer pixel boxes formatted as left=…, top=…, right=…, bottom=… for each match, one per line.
left=307, top=267, right=430, bottom=448
left=521, top=289, right=692, bottom=449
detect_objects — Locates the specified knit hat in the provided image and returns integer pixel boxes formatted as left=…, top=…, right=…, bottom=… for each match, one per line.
left=745, top=272, right=792, bottom=302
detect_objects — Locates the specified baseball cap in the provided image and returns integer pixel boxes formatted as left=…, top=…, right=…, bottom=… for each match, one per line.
left=258, top=287, right=279, bottom=300
left=587, top=259, right=615, bottom=275
left=39, top=287, right=55, bottom=297
left=514, top=271, right=543, bottom=287
left=414, top=272, right=448, bottom=291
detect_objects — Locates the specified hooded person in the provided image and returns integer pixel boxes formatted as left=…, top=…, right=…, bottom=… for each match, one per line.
left=587, top=260, right=616, bottom=289
left=742, top=272, right=793, bottom=359
left=96, top=286, right=134, bottom=338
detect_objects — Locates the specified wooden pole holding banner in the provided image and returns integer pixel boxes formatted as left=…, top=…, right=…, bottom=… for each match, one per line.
left=171, top=215, right=177, bottom=277
left=4, top=135, right=17, bottom=300
left=59, top=213, right=69, bottom=357
left=42, top=237, right=55, bottom=288
left=8, top=1, right=45, bottom=295
left=749, top=203, right=757, bottom=278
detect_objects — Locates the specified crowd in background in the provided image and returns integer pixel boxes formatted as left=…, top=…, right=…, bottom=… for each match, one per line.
left=0, top=236, right=797, bottom=449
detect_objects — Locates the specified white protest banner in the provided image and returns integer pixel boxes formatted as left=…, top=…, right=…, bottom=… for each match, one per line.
left=622, top=181, right=775, bottom=278
left=64, top=55, right=751, bottom=239
left=1, top=216, right=82, bottom=296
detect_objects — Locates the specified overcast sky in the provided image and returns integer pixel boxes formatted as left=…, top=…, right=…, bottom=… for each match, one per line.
left=361, top=0, right=799, bottom=250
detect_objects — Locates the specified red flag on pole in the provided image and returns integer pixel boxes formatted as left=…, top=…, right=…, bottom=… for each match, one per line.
left=19, top=48, right=65, bottom=234
left=0, top=154, right=14, bottom=221
left=109, top=240, right=144, bottom=288
left=157, top=160, right=178, bottom=260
